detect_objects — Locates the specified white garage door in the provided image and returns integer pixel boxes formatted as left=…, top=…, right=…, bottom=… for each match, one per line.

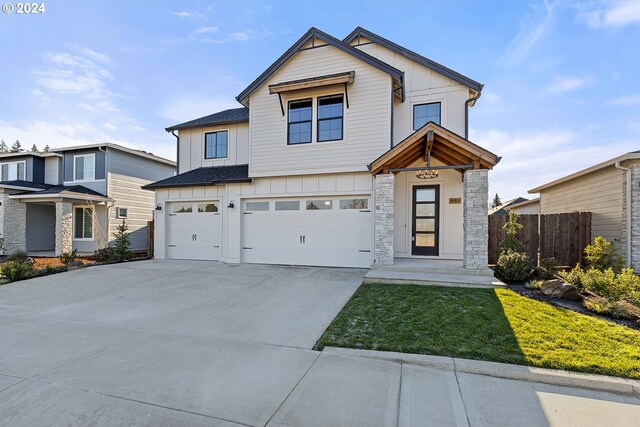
left=167, top=201, right=221, bottom=261
left=242, top=196, right=373, bottom=268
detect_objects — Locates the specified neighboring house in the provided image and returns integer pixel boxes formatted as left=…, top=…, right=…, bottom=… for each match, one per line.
left=0, top=143, right=175, bottom=255
left=528, top=151, right=640, bottom=269
left=506, top=198, right=540, bottom=215
left=145, top=27, right=500, bottom=270
left=488, top=197, right=529, bottom=216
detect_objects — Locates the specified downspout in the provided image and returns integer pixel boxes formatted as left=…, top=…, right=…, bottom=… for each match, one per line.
left=171, top=131, right=179, bottom=174
left=465, top=91, right=482, bottom=139
left=615, top=161, right=632, bottom=267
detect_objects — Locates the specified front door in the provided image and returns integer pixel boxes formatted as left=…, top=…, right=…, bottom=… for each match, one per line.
left=412, top=186, right=439, bottom=256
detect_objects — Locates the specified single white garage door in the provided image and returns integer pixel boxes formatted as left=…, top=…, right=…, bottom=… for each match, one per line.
left=242, top=196, right=372, bottom=268
left=167, top=201, right=221, bottom=261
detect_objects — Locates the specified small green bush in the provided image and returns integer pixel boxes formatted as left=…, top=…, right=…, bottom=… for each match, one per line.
left=94, top=247, right=115, bottom=263
left=112, top=220, right=133, bottom=262
left=584, top=236, right=624, bottom=273
left=581, top=267, right=639, bottom=302
left=584, top=296, right=639, bottom=320
left=583, top=296, right=609, bottom=314
left=6, top=249, right=30, bottom=263
left=559, top=265, right=586, bottom=291
left=525, top=279, right=543, bottom=289
left=1, top=261, right=34, bottom=282
left=497, top=249, right=533, bottom=281
left=59, top=249, right=78, bottom=265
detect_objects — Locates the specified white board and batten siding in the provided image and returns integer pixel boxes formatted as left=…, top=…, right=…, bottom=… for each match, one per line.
left=248, top=44, right=392, bottom=178
left=177, top=122, right=249, bottom=173
left=351, top=40, right=472, bottom=143
left=107, top=148, right=176, bottom=251
left=538, top=165, right=625, bottom=249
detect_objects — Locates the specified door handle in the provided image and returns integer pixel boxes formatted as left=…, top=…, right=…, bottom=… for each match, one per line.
left=303, top=235, right=306, bottom=244
left=300, top=235, right=303, bottom=244
left=194, top=234, right=197, bottom=241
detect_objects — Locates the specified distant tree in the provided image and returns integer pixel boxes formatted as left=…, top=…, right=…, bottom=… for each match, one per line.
left=43, top=144, right=50, bottom=152
left=491, top=193, right=502, bottom=209
left=10, top=140, right=23, bottom=153
left=31, top=144, right=39, bottom=153
left=0, top=140, right=7, bottom=153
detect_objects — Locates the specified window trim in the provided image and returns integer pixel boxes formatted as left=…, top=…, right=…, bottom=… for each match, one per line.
left=73, top=154, right=96, bottom=182
left=204, top=130, right=229, bottom=160
left=0, top=160, right=26, bottom=181
left=317, top=94, right=344, bottom=142
left=413, top=102, right=441, bottom=130
left=73, top=207, right=94, bottom=241
left=287, top=98, right=313, bottom=145
left=116, top=207, right=128, bottom=219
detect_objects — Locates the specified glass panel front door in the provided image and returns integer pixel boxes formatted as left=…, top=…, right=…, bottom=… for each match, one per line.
left=412, top=186, right=439, bottom=256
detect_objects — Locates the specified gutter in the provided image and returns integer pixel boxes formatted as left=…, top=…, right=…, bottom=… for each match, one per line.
left=464, top=89, right=482, bottom=139
left=171, top=131, right=180, bottom=174
left=615, top=161, right=632, bottom=267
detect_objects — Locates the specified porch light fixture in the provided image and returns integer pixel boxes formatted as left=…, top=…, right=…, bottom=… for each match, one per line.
left=417, top=130, right=438, bottom=179
left=155, top=205, right=162, bottom=211
left=416, top=169, right=439, bottom=179
left=228, top=201, right=235, bottom=209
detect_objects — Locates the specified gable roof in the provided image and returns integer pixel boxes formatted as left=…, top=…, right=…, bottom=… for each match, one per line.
left=142, top=164, right=251, bottom=190
left=166, top=107, right=249, bottom=132
left=236, top=27, right=404, bottom=105
left=343, top=27, right=483, bottom=93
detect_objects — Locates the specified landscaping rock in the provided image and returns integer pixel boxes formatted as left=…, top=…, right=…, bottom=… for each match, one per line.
left=552, top=284, right=582, bottom=301
left=541, top=279, right=564, bottom=296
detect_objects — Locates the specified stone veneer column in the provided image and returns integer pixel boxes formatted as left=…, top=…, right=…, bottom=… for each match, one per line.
left=374, top=173, right=394, bottom=266
left=463, top=169, right=489, bottom=270
left=622, top=160, right=640, bottom=271
left=55, top=201, right=73, bottom=256
left=2, top=192, right=27, bottom=253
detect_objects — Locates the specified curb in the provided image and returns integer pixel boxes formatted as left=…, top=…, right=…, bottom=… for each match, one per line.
left=323, top=347, right=640, bottom=396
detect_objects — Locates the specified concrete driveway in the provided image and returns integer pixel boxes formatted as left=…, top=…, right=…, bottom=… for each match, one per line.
left=1, top=260, right=639, bottom=426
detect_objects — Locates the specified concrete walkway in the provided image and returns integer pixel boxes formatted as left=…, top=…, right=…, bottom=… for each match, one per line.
left=0, top=260, right=638, bottom=426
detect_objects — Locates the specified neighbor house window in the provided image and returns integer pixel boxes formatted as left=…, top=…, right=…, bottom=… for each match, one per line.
left=0, top=161, right=26, bottom=181
left=74, top=207, right=93, bottom=240
left=317, top=94, right=343, bottom=142
left=116, top=207, right=128, bottom=218
left=204, top=131, right=228, bottom=159
left=288, top=99, right=312, bottom=145
left=74, top=154, right=95, bottom=181
left=413, top=102, right=441, bottom=129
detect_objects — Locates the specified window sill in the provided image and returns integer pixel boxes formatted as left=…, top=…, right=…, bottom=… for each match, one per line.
left=65, top=179, right=104, bottom=185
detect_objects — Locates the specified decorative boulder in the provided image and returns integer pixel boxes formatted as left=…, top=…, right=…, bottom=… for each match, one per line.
left=555, top=284, right=582, bottom=301
left=541, top=279, right=564, bottom=296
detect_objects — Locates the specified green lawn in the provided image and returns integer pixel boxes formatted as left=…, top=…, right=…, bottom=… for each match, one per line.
left=315, top=284, right=640, bottom=379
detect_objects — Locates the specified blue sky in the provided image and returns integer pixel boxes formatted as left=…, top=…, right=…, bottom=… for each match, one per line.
left=1, top=0, right=639, bottom=200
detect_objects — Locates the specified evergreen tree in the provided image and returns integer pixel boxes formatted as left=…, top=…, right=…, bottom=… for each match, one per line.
left=491, top=193, right=502, bottom=209
left=31, top=144, right=39, bottom=153
left=43, top=144, right=50, bottom=152
left=0, top=140, right=7, bottom=153
left=10, top=140, right=23, bottom=153
left=112, top=220, right=133, bottom=262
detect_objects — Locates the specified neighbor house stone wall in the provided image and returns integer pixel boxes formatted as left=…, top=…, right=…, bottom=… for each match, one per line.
left=374, top=173, right=394, bottom=266
left=621, top=159, right=640, bottom=271
left=1, top=192, right=26, bottom=253
left=55, top=201, right=73, bottom=256
left=463, top=169, right=489, bottom=270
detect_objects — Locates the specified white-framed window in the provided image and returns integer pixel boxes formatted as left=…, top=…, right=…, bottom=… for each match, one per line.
left=73, top=207, right=94, bottom=240
left=73, top=154, right=95, bottom=181
left=1, top=161, right=26, bottom=181
left=116, top=207, right=128, bottom=218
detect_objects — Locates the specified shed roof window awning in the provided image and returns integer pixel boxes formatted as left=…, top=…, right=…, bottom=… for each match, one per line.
left=369, top=122, right=501, bottom=175
left=268, top=71, right=355, bottom=95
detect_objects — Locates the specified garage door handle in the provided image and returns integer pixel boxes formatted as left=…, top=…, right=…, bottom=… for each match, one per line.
left=300, top=235, right=302, bottom=244
left=303, top=235, right=306, bottom=244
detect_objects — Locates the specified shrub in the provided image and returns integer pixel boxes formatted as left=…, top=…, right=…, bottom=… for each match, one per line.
left=584, top=296, right=639, bottom=320
left=584, top=236, right=624, bottom=273
left=7, top=249, right=30, bottom=263
left=497, top=249, right=533, bottom=281
left=1, top=260, right=34, bottom=282
left=59, top=249, right=78, bottom=266
left=499, top=211, right=524, bottom=253
left=94, top=247, right=115, bottom=263
left=583, top=295, right=609, bottom=314
left=525, top=279, right=543, bottom=289
left=582, top=268, right=639, bottom=302
left=111, top=220, right=133, bottom=262
left=559, top=265, right=586, bottom=291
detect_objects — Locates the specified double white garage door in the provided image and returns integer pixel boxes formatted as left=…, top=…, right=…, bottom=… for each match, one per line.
left=166, top=196, right=373, bottom=268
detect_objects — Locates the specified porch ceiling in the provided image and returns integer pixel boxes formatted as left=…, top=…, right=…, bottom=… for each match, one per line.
left=369, top=122, right=500, bottom=175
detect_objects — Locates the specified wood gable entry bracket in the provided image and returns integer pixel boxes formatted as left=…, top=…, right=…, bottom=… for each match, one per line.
left=424, top=130, right=434, bottom=164
left=344, top=82, right=350, bottom=108
left=277, top=93, right=285, bottom=117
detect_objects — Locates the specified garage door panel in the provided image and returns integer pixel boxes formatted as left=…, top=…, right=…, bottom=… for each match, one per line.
left=167, top=202, right=221, bottom=261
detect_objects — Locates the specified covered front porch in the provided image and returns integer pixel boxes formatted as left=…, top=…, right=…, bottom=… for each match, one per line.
left=369, top=122, right=501, bottom=284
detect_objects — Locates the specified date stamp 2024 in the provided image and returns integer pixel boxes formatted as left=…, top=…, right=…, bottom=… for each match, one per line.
left=2, top=3, right=46, bottom=14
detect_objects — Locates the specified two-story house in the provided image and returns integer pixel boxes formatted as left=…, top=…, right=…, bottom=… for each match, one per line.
left=145, top=27, right=500, bottom=270
left=0, top=143, right=175, bottom=256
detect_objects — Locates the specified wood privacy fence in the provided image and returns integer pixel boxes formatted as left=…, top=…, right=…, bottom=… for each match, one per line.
left=147, top=220, right=154, bottom=258
left=488, top=212, right=591, bottom=266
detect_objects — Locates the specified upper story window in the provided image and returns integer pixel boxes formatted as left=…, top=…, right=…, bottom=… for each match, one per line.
left=413, top=102, right=441, bottom=130
left=205, top=131, right=228, bottom=159
left=1, top=161, right=25, bottom=181
left=317, top=94, right=344, bottom=142
left=74, top=154, right=95, bottom=181
left=288, top=99, right=312, bottom=145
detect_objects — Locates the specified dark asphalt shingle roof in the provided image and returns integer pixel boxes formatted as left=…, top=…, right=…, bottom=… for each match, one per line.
left=165, top=108, right=249, bottom=132
left=28, top=185, right=106, bottom=197
left=142, top=164, right=251, bottom=189
left=0, top=180, right=53, bottom=190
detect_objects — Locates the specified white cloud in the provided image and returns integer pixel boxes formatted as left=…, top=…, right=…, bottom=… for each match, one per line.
left=579, top=0, right=640, bottom=28
left=193, top=26, right=219, bottom=34
left=608, top=94, right=640, bottom=106
left=104, top=122, right=117, bottom=130
left=172, top=11, right=207, bottom=21
left=471, top=127, right=638, bottom=201
left=156, top=95, right=241, bottom=123
left=202, top=29, right=273, bottom=44
left=545, top=76, right=591, bottom=93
